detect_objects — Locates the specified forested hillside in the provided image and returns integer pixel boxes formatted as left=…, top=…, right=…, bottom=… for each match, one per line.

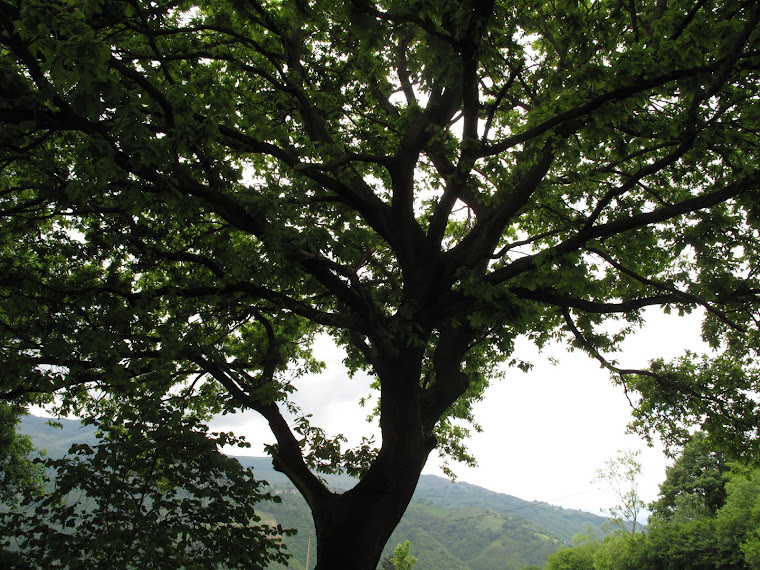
left=19, top=416, right=606, bottom=569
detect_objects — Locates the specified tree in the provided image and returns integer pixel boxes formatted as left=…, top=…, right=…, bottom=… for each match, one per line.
left=0, top=397, right=292, bottom=568
left=390, top=540, right=418, bottom=570
left=650, top=431, right=730, bottom=522
left=0, top=403, right=44, bottom=568
left=0, top=403, right=43, bottom=506
left=594, top=450, right=646, bottom=533
left=550, top=439, right=760, bottom=570
left=1, top=0, right=759, bottom=567
left=545, top=534, right=599, bottom=570
left=622, top=464, right=760, bottom=569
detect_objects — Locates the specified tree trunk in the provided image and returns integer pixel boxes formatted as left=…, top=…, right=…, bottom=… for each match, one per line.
left=312, top=353, right=433, bottom=569
left=312, top=444, right=431, bottom=569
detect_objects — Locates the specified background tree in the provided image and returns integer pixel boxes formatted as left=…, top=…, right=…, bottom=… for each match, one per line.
left=547, top=435, right=760, bottom=570
left=0, top=404, right=42, bottom=506
left=594, top=450, right=646, bottom=533
left=1, top=0, right=760, bottom=567
left=649, top=431, right=730, bottom=522
left=545, top=530, right=601, bottom=570
left=629, top=462, right=760, bottom=570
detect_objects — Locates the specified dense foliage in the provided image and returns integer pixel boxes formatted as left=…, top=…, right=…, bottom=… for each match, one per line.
left=2, top=0, right=759, bottom=566
left=0, top=404, right=42, bottom=505
left=0, top=400, right=291, bottom=568
left=546, top=433, right=760, bottom=570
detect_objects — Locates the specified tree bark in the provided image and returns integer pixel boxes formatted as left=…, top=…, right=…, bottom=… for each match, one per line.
left=312, top=454, right=429, bottom=569
left=311, top=352, right=435, bottom=569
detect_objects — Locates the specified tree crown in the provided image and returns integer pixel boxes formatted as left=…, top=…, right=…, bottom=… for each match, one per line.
left=2, top=0, right=760, bottom=495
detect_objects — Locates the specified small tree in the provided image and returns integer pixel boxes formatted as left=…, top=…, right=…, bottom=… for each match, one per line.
left=390, top=540, right=418, bottom=570
left=595, top=450, right=646, bottom=533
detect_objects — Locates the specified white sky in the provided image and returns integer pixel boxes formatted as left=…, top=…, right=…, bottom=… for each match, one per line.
left=212, top=307, right=710, bottom=519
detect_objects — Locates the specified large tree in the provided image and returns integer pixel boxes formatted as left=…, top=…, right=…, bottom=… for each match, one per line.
left=649, top=431, right=730, bottom=522
left=1, top=0, right=760, bottom=567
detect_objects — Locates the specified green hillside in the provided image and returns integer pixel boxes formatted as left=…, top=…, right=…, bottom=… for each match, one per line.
left=18, top=415, right=98, bottom=456
left=19, top=416, right=607, bottom=569
left=412, top=475, right=602, bottom=544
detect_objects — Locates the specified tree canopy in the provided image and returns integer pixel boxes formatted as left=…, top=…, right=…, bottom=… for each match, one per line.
left=1, top=0, right=759, bottom=567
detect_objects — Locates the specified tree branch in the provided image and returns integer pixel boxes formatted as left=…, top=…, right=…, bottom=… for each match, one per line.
left=489, top=171, right=760, bottom=284
left=512, top=287, right=675, bottom=314
left=588, top=247, right=746, bottom=331
left=189, top=355, right=331, bottom=510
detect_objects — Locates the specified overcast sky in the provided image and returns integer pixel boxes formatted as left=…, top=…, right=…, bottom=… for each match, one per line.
left=212, top=308, right=709, bottom=518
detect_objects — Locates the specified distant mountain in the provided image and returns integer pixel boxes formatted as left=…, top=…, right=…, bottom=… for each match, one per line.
left=412, top=475, right=603, bottom=544
left=19, top=416, right=607, bottom=569
left=18, top=414, right=97, bottom=455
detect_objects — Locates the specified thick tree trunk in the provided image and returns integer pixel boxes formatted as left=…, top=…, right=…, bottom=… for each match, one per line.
left=311, top=478, right=413, bottom=567
left=266, top=338, right=475, bottom=568
left=312, top=442, right=432, bottom=569
left=312, top=353, right=434, bottom=569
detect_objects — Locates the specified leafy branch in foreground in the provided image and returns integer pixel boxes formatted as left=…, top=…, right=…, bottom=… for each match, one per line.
left=0, top=398, right=292, bottom=569
left=0, top=403, right=43, bottom=506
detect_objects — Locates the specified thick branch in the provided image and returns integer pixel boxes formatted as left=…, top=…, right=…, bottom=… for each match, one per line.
left=189, top=355, right=331, bottom=510
left=588, top=247, right=746, bottom=331
left=482, top=59, right=740, bottom=157
left=512, top=287, right=676, bottom=313
left=449, top=139, right=557, bottom=269
left=420, top=323, right=477, bottom=430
